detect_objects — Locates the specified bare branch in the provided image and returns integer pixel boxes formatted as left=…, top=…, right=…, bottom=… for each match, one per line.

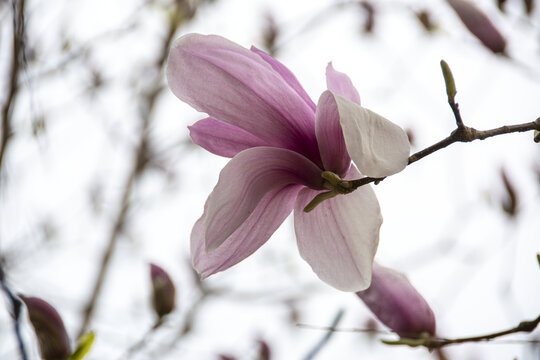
left=76, top=3, right=190, bottom=338
left=382, top=313, right=540, bottom=349
left=0, top=0, right=26, bottom=176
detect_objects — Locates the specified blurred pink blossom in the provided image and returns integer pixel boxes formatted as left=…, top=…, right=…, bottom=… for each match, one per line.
left=447, top=0, right=506, bottom=54
left=356, top=263, right=436, bottom=337
left=21, top=295, right=71, bottom=360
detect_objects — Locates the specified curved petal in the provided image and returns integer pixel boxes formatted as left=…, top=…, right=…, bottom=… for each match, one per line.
left=167, top=33, right=321, bottom=163
left=315, top=91, right=351, bottom=176
left=189, top=117, right=270, bottom=158
left=326, top=63, right=361, bottom=105
left=335, top=94, right=410, bottom=177
left=204, top=147, right=323, bottom=252
left=192, top=184, right=303, bottom=278
left=251, top=46, right=316, bottom=112
left=294, top=167, right=382, bottom=292
left=356, top=263, right=436, bottom=337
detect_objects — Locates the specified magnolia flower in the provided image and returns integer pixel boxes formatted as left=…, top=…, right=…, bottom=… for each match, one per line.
left=167, top=34, right=409, bottom=291
left=356, top=263, right=436, bottom=337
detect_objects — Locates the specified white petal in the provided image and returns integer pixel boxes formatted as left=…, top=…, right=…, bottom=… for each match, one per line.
left=294, top=167, right=382, bottom=291
left=335, top=94, right=410, bottom=178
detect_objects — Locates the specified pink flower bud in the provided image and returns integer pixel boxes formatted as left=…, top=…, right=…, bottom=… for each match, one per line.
left=447, top=0, right=507, bottom=54
left=356, top=264, right=436, bottom=338
left=20, top=295, right=71, bottom=360
left=150, top=263, right=176, bottom=319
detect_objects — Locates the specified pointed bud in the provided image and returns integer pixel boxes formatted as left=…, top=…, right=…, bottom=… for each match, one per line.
left=356, top=264, right=436, bottom=338
left=415, top=10, right=436, bottom=33
left=523, top=0, right=534, bottom=15
left=500, top=167, right=519, bottom=218
left=440, top=60, right=457, bottom=103
left=255, top=339, right=271, bottom=360
left=150, top=263, right=176, bottom=319
left=359, top=1, right=375, bottom=33
left=218, top=355, right=237, bottom=360
left=447, top=0, right=507, bottom=54
left=20, top=296, right=71, bottom=360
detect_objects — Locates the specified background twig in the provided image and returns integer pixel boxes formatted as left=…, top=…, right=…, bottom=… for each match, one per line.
left=0, top=264, right=27, bottom=360
left=76, top=4, right=188, bottom=338
left=0, top=0, right=26, bottom=175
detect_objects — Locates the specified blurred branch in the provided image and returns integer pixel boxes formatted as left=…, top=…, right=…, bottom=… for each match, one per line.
left=383, top=313, right=540, bottom=349
left=76, top=3, right=190, bottom=339
left=0, top=0, right=25, bottom=175
left=0, top=264, right=28, bottom=360
left=118, top=319, right=164, bottom=360
left=0, top=2, right=27, bottom=359
left=303, top=309, right=344, bottom=360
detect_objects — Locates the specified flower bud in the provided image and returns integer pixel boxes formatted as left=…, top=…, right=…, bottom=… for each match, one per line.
left=356, top=263, right=436, bottom=338
left=447, top=0, right=507, bottom=54
left=20, top=295, right=71, bottom=360
left=150, top=263, right=176, bottom=319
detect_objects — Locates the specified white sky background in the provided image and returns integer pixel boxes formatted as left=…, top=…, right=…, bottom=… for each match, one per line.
left=0, top=0, right=539, bottom=359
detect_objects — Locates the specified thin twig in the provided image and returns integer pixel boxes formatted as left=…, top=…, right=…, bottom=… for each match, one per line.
left=344, top=118, right=540, bottom=192
left=118, top=319, right=164, bottom=360
left=0, top=2, right=28, bottom=359
left=407, top=120, right=540, bottom=165
left=76, top=5, right=187, bottom=338
left=382, top=313, right=540, bottom=349
left=0, top=264, right=28, bottom=360
left=303, top=309, right=345, bottom=360
left=0, top=0, right=25, bottom=176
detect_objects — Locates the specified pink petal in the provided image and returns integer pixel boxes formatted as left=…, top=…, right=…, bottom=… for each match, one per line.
left=356, top=263, right=436, bottom=337
left=251, top=46, right=316, bottom=112
left=335, top=94, right=410, bottom=178
left=315, top=91, right=351, bottom=176
left=189, top=117, right=270, bottom=158
left=167, top=33, right=321, bottom=164
left=294, top=167, right=382, bottom=291
left=326, top=63, right=361, bottom=105
left=204, top=147, right=323, bottom=252
left=192, top=184, right=303, bottom=278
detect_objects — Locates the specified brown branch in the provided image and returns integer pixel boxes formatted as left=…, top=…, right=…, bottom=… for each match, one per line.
left=0, top=0, right=25, bottom=176
left=407, top=119, right=540, bottom=165
left=382, top=313, right=540, bottom=349
left=345, top=118, right=540, bottom=192
left=76, top=4, right=188, bottom=338
left=0, top=2, right=28, bottom=359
